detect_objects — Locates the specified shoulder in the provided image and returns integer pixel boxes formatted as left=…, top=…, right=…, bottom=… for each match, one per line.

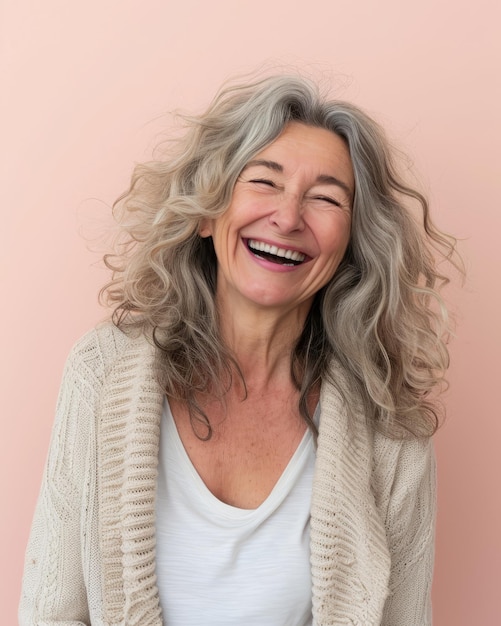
left=65, top=320, right=154, bottom=385
left=321, top=363, right=434, bottom=491
left=319, top=372, right=435, bottom=514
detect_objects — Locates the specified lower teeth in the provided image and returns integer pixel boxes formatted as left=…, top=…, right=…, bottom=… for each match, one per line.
left=251, top=249, right=300, bottom=266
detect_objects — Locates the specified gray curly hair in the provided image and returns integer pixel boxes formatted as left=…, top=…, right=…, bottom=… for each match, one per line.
left=102, top=73, right=458, bottom=440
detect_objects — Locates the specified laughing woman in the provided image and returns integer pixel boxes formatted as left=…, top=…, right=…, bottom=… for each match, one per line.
left=20, top=74, right=456, bottom=625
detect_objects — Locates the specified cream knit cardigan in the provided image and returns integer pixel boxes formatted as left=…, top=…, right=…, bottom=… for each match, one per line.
left=19, top=322, right=435, bottom=626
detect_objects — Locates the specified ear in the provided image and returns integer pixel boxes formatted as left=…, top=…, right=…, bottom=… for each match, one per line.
left=199, top=218, right=213, bottom=238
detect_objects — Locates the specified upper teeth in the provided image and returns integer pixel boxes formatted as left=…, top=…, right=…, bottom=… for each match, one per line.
left=248, top=239, right=305, bottom=262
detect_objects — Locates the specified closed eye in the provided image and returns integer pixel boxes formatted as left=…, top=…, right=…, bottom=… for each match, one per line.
left=313, top=195, right=342, bottom=207
left=250, top=178, right=277, bottom=188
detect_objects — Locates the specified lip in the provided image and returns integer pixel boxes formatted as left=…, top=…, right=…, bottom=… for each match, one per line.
left=242, top=237, right=312, bottom=272
left=243, top=237, right=311, bottom=260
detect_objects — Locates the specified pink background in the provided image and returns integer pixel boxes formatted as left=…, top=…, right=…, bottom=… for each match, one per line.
left=2, top=1, right=500, bottom=623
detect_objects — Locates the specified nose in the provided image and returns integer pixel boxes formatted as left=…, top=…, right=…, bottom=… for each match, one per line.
left=269, top=193, right=304, bottom=233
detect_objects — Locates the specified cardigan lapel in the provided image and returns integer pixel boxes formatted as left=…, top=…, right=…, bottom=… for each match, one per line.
left=310, top=376, right=391, bottom=625
left=98, top=334, right=164, bottom=626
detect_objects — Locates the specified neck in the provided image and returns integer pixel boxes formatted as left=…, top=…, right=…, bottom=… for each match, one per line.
left=216, top=296, right=310, bottom=392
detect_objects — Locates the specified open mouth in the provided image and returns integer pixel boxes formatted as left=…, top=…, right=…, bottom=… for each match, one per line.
left=246, top=239, right=307, bottom=266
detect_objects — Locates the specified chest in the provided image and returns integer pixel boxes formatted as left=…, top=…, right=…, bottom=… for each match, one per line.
left=169, top=392, right=309, bottom=509
left=155, top=397, right=316, bottom=625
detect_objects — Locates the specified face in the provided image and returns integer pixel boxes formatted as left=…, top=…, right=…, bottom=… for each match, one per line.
left=200, top=122, right=354, bottom=319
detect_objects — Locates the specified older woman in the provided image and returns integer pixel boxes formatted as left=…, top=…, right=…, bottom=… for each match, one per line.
left=20, top=75, right=455, bottom=625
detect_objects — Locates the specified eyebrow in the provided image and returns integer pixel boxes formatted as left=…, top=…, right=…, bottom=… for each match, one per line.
left=242, top=159, right=353, bottom=201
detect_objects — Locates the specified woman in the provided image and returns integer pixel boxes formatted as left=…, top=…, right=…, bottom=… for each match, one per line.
left=19, top=74, right=456, bottom=625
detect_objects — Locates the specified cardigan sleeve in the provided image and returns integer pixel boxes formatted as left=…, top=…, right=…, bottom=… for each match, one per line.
left=375, top=436, right=436, bottom=626
left=19, top=333, right=104, bottom=626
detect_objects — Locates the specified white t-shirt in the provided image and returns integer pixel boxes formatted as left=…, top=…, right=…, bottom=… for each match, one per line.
left=155, top=399, right=317, bottom=625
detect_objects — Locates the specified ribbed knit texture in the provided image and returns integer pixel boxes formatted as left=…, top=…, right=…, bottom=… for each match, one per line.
left=19, top=322, right=435, bottom=625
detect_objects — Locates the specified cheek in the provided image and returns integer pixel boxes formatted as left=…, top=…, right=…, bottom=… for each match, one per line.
left=319, top=216, right=351, bottom=254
